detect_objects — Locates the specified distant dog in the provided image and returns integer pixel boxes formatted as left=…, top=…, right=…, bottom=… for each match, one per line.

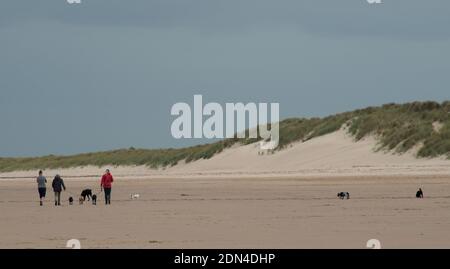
left=80, top=189, right=93, bottom=201
left=69, top=197, right=74, bottom=205
left=416, top=188, right=424, bottom=198
left=130, top=193, right=140, bottom=200
left=92, top=194, right=97, bottom=205
left=337, top=192, right=350, bottom=200
left=79, top=196, right=84, bottom=205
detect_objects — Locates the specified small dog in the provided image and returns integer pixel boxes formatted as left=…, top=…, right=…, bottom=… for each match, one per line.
left=92, top=194, right=97, bottom=205
left=337, top=192, right=350, bottom=200
left=69, top=197, right=74, bottom=205
left=80, top=189, right=93, bottom=201
left=130, top=193, right=140, bottom=200
left=79, top=196, right=84, bottom=205
left=416, top=188, right=424, bottom=198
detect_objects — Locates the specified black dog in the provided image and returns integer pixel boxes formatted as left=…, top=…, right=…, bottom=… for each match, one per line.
left=80, top=189, right=93, bottom=201
left=416, top=188, right=424, bottom=198
left=92, top=194, right=97, bottom=205
left=337, top=192, right=350, bottom=200
left=69, top=197, right=74, bottom=205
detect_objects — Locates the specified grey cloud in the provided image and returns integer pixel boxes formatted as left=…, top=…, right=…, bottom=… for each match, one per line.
left=1, top=0, right=450, bottom=156
left=1, top=0, right=450, bottom=39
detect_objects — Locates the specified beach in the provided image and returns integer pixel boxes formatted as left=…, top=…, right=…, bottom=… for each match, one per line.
left=1, top=175, right=450, bottom=249
left=1, top=131, right=450, bottom=249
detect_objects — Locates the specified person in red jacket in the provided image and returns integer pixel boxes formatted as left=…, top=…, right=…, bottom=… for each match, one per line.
left=101, top=169, right=114, bottom=205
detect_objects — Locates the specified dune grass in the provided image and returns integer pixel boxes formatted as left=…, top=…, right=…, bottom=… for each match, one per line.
left=1, top=101, right=449, bottom=172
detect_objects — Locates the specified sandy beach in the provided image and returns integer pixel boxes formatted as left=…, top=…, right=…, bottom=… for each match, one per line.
left=1, top=131, right=450, bottom=249
left=1, top=175, right=450, bottom=249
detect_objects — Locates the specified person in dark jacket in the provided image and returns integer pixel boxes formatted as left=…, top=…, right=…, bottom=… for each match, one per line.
left=52, top=174, right=66, bottom=206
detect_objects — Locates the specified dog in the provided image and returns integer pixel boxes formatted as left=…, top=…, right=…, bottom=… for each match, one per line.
left=80, top=189, right=93, bottom=201
left=130, top=193, right=140, bottom=200
left=337, top=192, right=350, bottom=200
left=92, top=194, right=97, bottom=205
left=416, top=188, right=424, bottom=198
left=79, top=196, right=84, bottom=205
left=68, top=197, right=74, bottom=205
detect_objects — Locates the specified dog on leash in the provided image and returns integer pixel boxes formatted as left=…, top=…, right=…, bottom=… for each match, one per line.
left=92, top=194, right=97, bottom=205
left=130, top=193, right=140, bottom=200
left=337, top=192, right=350, bottom=200
left=80, top=189, right=93, bottom=201
left=69, top=197, right=74, bottom=205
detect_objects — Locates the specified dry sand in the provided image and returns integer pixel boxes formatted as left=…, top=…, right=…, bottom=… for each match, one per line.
left=1, top=130, right=450, bottom=249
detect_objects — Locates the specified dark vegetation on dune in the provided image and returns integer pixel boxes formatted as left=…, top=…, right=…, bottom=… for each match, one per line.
left=1, top=101, right=450, bottom=172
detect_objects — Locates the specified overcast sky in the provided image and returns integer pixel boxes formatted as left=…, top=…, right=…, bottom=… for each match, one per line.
left=1, top=0, right=450, bottom=157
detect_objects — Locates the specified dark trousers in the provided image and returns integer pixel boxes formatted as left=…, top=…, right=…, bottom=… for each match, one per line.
left=54, top=191, right=61, bottom=205
left=104, top=188, right=111, bottom=204
left=38, top=188, right=46, bottom=199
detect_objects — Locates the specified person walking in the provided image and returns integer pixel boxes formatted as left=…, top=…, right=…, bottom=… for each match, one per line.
left=100, top=169, right=114, bottom=205
left=36, top=170, right=47, bottom=206
left=52, top=174, right=66, bottom=206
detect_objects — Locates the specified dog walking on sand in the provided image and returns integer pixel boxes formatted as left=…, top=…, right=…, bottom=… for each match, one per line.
left=416, top=188, right=424, bottom=198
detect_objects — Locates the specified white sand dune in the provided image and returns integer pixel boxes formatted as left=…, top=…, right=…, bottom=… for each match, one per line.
left=169, top=129, right=450, bottom=177
left=1, top=129, right=449, bottom=180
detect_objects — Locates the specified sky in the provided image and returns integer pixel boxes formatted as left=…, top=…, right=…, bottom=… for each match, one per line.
left=1, top=0, right=450, bottom=157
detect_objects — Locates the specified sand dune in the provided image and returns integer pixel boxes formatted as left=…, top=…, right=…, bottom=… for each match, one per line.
left=1, top=129, right=448, bottom=180
left=170, top=129, right=450, bottom=177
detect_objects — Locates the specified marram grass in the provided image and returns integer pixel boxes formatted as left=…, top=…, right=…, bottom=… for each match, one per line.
left=1, top=101, right=449, bottom=172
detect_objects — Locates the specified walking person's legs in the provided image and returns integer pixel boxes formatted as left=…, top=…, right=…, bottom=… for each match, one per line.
left=54, top=192, right=61, bottom=206
left=104, top=188, right=111, bottom=205
left=38, top=188, right=46, bottom=206
left=104, top=188, right=108, bottom=204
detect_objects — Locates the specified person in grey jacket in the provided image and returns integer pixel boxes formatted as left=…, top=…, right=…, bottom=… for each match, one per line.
left=52, top=174, right=66, bottom=206
left=36, top=170, right=47, bottom=206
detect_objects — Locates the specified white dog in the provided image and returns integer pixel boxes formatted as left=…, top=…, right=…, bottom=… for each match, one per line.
left=130, top=193, right=140, bottom=200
